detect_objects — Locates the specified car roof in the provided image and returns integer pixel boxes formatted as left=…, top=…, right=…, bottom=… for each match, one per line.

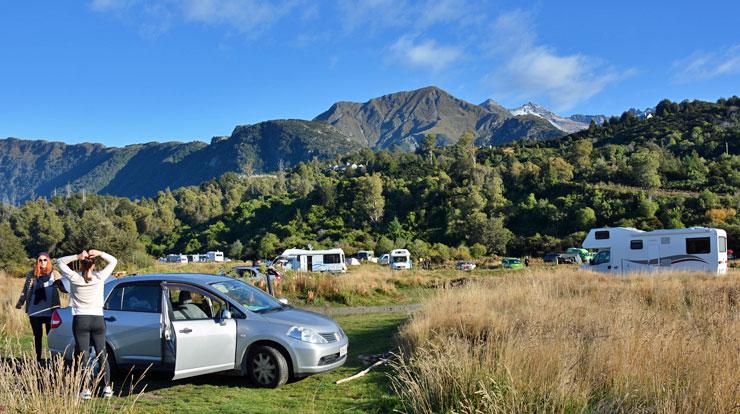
left=111, top=273, right=234, bottom=285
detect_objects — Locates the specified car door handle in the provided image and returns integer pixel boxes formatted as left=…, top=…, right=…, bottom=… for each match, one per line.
left=104, top=316, right=116, bottom=322
left=179, top=328, right=192, bottom=334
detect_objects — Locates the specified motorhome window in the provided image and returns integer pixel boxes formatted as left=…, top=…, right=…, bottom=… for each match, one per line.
left=595, top=231, right=610, bottom=240
left=661, top=237, right=670, bottom=245
left=392, top=255, right=408, bottom=263
left=686, top=237, right=711, bottom=254
left=324, top=254, right=341, bottom=264
left=719, top=236, right=727, bottom=253
left=630, top=240, right=643, bottom=250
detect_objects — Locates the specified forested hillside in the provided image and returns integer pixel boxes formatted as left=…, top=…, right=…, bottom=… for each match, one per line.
left=0, top=120, right=361, bottom=201
left=1, top=97, right=738, bottom=270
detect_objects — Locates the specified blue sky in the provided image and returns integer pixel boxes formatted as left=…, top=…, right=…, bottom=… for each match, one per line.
left=1, top=1, right=738, bottom=147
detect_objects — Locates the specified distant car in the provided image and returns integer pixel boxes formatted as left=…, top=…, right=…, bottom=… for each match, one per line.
left=232, top=266, right=283, bottom=283
left=543, top=252, right=563, bottom=264
left=455, top=261, right=476, bottom=271
left=378, top=254, right=390, bottom=265
left=502, top=257, right=524, bottom=269
left=565, top=247, right=593, bottom=263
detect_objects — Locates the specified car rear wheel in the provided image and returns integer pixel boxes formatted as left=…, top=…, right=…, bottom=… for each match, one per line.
left=247, top=345, right=288, bottom=388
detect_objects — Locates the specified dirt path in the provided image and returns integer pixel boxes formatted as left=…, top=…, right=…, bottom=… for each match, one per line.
left=299, top=303, right=422, bottom=316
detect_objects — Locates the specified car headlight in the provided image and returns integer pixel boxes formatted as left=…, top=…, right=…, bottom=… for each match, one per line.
left=287, top=326, right=328, bottom=344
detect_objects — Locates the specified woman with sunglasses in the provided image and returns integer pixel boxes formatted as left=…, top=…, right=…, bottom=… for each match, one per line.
left=15, top=252, right=67, bottom=362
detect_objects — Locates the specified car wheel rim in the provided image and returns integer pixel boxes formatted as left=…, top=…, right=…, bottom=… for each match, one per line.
left=252, top=352, right=276, bottom=385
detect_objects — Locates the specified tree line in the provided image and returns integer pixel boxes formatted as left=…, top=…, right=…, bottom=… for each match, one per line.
left=1, top=97, right=738, bottom=272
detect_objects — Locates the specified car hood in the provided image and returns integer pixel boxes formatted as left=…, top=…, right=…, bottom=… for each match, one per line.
left=260, top=307, right=339, bottom=332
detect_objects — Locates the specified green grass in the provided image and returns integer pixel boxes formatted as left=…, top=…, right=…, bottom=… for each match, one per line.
left=122, top=312, right=408, bottom=413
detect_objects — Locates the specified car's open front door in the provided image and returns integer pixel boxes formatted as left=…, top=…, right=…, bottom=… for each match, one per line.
left=161, top=282, right=237, bottom=380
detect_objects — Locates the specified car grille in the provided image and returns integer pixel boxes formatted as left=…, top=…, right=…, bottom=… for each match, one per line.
left=320, top=332, right=339, bottom=343
left=318, top=352, right=344, bottom=366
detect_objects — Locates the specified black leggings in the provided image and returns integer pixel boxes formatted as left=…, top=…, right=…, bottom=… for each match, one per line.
left=72, top=315, right=110, bottom=386
left=29, top=316, right=51, bottom=361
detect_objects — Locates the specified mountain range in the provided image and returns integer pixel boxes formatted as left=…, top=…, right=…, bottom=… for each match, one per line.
left=1, top=86, right=607, bottom=202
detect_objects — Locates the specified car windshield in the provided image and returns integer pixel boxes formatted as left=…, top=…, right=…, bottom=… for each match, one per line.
left=392, top=255, right=408, bottom=263
left=210, top=279, right=284, bottom=313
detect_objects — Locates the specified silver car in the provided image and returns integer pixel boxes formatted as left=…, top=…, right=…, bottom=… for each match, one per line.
left=47, top=273, right=348, bottom=388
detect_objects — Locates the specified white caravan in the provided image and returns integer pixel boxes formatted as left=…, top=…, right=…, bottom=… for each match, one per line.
left=166, top=254, right=188, bottom=264
left=582, top=227, right=728, bottom=275
left=207, top=251, right=224, bottom=262
left=390, top=249, right=412, bottom=270
left=279, top=248, right=347, bottom=273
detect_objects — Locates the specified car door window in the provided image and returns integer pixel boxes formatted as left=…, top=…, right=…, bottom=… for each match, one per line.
left=169, top=286, right=226, bottom=321
left=105, top=286, right=124, bottom=311
left=122, top=284, right=161, bottom=313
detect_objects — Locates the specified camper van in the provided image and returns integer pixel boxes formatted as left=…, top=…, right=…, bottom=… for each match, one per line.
left=166, top=254, right=188, bottom=264
left=279, top=248, right=347, bottom=273
left=582, top=227, right=728, bottom=275
left=207, top=251, right=224, bottom=262
left=390, top=249, right=412, bottom=270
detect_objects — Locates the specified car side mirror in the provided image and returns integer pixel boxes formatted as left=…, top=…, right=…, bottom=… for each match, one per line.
left=278, top=298, right=288, bottom=305
left=219, top=309, right=232, bottom=325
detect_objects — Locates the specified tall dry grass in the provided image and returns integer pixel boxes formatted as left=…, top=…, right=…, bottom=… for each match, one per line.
left=390, top=269, right=740, bottom=413
left=0, top=340, right=145, bottom=413
left=0, top=271, right=30, bottom=338
left=277, top=266, right=441, bottom=305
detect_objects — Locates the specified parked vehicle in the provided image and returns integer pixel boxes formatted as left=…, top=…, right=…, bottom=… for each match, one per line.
left=582, top=227, right=728, bottom=275
left=207, top=251, right=224, bottom=262
left=278, top=249, right=347, bottom=273
left=542, top=252, right=563, bottom=264
left=378, top=254, right=390, bottom=265
left=566, top=247, right=593, bottom=263
left=390, top=249, right=412, bottom=270
left=47, top=274, right=348, bottom=388
left=166, top=254, right=188, bottom=264
left=455, top=261, right=476, bottom=270
left=357, top=250, right=377, bottom=263
left=501, top=257, right=524, bottom=269
left=231, top=266, right=283, bottom=284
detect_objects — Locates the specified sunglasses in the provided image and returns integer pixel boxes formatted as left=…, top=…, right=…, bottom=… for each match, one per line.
left=38, top=258, right=49, bottom=262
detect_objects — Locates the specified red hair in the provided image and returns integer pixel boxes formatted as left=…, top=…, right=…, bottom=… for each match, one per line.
left=34, top=253, right=52, bottom=278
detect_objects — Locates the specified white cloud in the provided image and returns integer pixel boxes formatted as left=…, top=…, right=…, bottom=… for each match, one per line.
left=485, top=10, right=632, bottom=111
left=389, top=35, right=463, bottom=71
left=671, top=45, right=740, bottom=83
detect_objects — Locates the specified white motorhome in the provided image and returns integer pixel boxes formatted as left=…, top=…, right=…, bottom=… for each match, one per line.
left=207, top=251, right=224, bottom=262
left=582, top=227, right=728, bottom=275
left=390, top=249, right=412, bottom=270
left=279, top=248, right=347, bottom=273
left=166, top=254, right=188, bottom=264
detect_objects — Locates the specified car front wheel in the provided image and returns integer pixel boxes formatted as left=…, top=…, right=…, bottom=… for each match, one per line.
left=247, top=345, right=289, bottom=388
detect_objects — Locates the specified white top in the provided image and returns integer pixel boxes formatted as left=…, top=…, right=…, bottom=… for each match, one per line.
left=56, top=252, right=117, bottom=316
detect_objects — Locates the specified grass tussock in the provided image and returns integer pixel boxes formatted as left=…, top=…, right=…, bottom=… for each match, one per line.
left=391, top=268, right=740, bottom=413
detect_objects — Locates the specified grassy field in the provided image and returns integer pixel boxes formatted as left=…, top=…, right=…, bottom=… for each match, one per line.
left=391, top=268, right=740, bottom=414
left=3, top=267, right=738, bottom=413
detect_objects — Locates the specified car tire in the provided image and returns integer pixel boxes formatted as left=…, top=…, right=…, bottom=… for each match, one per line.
left=247, top=345, right=289, bottom=388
